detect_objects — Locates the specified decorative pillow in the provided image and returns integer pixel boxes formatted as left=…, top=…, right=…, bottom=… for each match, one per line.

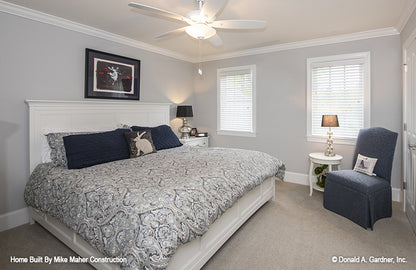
left=47, top=131, right=93, bottom=167
left=124, top=130, right=156, bottom=158
left=41, top=135, right=52, bottom=163
left=63, top=128, right=130, bottom=169
left=353, top=154, right=378, bottom=176
left=45, top=126, right=132, bottom=165
left=131, top=125, right=182, bottom=150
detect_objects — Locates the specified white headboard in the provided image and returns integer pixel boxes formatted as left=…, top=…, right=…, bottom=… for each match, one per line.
left=25, top=100, right=171, bottom=173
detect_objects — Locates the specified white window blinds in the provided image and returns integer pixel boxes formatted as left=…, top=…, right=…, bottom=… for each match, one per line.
left=307, top=53, right=370, bottom=142
left=217, top=66, right=256, bottom=136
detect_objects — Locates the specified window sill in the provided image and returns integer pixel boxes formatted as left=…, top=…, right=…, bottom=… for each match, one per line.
left=217, top=130, right=256, bottom=137
left=307, top=135, right=356, bottom=146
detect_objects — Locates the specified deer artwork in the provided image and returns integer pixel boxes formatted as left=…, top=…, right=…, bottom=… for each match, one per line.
left=107, top=66, right=120, bottom=85
left=133, top=132, right=153, bottom=155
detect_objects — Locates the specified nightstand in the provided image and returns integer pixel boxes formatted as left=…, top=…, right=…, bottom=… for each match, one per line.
left=180, top=137, right=209, bottom=147
left=308, top=152, right=342, bottom=196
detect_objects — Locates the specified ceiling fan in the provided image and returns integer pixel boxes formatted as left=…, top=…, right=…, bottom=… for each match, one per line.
left=128, top=0, right=267, bottom=46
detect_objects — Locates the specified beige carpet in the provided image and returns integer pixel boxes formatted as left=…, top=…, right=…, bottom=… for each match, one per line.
left=1, top=181, right=415, bottom=270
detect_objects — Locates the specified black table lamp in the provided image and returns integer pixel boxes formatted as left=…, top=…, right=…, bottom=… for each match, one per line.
left=177, top=105, right=193, bottom=139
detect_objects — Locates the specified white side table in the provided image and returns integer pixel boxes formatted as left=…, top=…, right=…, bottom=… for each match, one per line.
left=180, top=136, right=209, bottom=147
left=308, top=152, right=343, bottom=196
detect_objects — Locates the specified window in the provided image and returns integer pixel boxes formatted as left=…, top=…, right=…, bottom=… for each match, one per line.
left=307, top=52, right=370, bottom=144
left=217, top=65, right=256, bottom=137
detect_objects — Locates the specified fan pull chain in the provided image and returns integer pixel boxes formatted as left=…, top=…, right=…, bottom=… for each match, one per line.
left=198, top=39, right=203, bottom=76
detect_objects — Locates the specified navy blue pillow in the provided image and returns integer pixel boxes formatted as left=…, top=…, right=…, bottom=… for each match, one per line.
left=63, top=129, right=131, bottom=169
left=131, top=125, right=182, bottom=150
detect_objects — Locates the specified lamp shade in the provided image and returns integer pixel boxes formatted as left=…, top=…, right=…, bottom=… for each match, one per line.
left=321, top=115, right=339, bottom=127
left=176, top=105, right=193, bottom=118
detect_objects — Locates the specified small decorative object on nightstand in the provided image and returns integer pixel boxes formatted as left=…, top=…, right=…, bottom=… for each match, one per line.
left=308, top=152, right=342, bottom=196
left=180, top=136, right=209, bottom=148
left=190, top=128, right=198, bottom=136
left=177, top=105, right=193, bottom=139
left=321, top=115, right=339, bottom=157
left=195, top=132, right=208, bottom=137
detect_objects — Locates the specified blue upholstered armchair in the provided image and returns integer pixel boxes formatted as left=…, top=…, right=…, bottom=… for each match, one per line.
left=323, top=127, right=398, bottom=229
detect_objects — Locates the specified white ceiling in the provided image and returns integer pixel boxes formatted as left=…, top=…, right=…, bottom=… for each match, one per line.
left=3, top=0, right=416, bottom=60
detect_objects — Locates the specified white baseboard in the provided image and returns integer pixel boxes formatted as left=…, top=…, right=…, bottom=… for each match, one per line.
left=391, top=188, right=402, bottom=202
left=0, top=207, right=29, bottom=232
left=284, top=171, right=309, bottom=186
left=284, top=171, right=401, bottom=202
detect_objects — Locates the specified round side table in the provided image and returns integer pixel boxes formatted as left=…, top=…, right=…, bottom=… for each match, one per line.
left=308, top=152, right=343, bottom=196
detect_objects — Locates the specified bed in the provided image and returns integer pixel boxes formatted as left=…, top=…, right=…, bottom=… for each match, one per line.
left=24, top=100, right=285, bottom=270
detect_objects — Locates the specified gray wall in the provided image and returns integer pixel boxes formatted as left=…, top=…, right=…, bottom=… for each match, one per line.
left=0, top=9, right=406, bottom=216
left=0, top=12, right=194, bottom=215
left=193, top=35, right=403, bottom=188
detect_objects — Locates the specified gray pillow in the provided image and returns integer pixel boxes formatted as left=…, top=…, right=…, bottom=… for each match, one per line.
left=47, top=132, right=92, bottom=167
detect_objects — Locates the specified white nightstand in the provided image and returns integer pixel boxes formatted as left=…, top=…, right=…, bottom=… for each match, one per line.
left=180, top=137, right=209, bottom=148
left=308, top=152, right=343, bottom=196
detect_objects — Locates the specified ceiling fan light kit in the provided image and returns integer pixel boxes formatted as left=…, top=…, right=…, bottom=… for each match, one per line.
left=186, top=24, right=216, bottom=39
left=128, top=0, right=266, bottom=46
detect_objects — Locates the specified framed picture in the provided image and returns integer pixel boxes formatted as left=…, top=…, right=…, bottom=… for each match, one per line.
left=190, top=128, right=198, bottom=136
left=85, top=48, right=140, bottom=100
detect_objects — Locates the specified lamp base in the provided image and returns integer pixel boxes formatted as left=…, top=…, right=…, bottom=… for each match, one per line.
left=324, top=151, right=335, bottom=157
left=324, top=129, right=335, bottom=157
left=180, top=131, right=191, bottom=140
left=180, top=118, right=192, bottom=140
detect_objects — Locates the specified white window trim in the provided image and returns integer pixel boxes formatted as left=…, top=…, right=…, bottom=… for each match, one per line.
left=217, top=65, right=257, bottom=137
left=306, top=52, right=371, bottom=145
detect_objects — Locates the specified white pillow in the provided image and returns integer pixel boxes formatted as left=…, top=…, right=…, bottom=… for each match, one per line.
left=354, top=154, right=378, bottom=176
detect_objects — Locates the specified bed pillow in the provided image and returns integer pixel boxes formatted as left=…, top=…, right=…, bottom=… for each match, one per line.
left=47, top=131, right=93, bottom=167
left=131, top=125, right=182, bottom=150
left=353, top=154, right=378, bottom=176
left=41, top=134, right=52, bottom=163
left=124, top=130, right=157, bottom=158
left=45, top=126, right=132, bottom=165
left=63, top=128, right=130, bottom=169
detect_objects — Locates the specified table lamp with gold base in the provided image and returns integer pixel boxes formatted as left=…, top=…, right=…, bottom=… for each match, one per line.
left=321, top=115, right=339, bottom=157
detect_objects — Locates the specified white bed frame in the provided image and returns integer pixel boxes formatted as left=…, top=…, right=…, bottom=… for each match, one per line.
left=25, top=100, right=276, bottom=270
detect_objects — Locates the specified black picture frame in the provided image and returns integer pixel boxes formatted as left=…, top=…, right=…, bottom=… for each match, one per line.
left=190, top=128, right=198, bottom=136
left=85, top=48, right=140, bottom=100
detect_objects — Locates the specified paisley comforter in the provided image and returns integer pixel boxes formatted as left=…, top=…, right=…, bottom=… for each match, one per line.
left=24, top=146, right=285, bottom=269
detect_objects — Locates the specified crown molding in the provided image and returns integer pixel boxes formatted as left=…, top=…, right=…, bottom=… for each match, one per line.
left=0, top=1, right=402, bottom=64
left=0, top=0, right=193, bottom=62
left=200, top=27, right=399, bottom=62
left=396, top=0, right=416, bottom=33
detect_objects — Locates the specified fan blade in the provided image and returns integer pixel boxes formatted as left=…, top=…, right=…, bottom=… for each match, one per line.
left=211, top=20, right=267, bottom=29
left=208, top=34, right=223, bottom=46
left=128, top=2, right=191, bottom=24
left=201, top=0, right=226, bottom=21
left=155, top=27, right=187, bottom=39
